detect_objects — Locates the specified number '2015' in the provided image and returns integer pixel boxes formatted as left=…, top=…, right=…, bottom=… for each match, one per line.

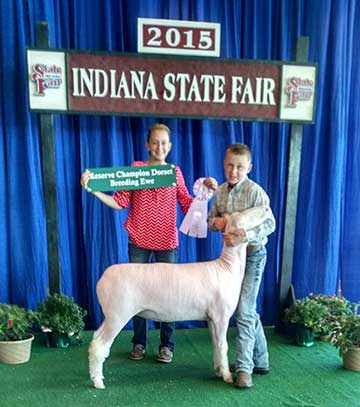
left=146, top=27, right=213, bottom=50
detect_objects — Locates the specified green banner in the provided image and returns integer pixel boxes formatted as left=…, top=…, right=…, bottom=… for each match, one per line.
left=86, top=164, right=177, bottom=192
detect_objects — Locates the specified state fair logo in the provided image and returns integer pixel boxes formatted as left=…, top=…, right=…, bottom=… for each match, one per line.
left=31, top=63, right=63, bottom=96
left=285, top=77, right=314, bottom=108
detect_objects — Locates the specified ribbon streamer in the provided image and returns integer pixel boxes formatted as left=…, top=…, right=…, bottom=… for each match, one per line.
left=180, top=178, right=214, bottom=238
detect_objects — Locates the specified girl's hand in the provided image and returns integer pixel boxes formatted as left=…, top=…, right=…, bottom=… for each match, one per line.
left=80, top=170, right=91, bottom=191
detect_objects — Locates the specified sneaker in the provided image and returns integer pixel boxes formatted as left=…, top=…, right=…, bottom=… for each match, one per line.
left=128, top=344, right=145, bottom=361
left=157, top=346, right=173, bottom=363
left=235, top=371, right=253, bottom=389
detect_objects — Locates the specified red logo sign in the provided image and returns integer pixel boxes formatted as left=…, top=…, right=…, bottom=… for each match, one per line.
left=31, top=64, right=63, bottom=96
left=285, top=77, right=314, bottom=107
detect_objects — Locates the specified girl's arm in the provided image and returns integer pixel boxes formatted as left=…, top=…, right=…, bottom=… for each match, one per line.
left=80, top=170, right=123, bottom=210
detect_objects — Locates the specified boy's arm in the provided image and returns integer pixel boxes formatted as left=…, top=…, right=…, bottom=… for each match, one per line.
left=245, top=207, right=276, bottom=243
left=245, top=188, right=276, bottom=243
left=207, top=199, right=218, bottom=231
left=207, top=199, right=227, bottom=232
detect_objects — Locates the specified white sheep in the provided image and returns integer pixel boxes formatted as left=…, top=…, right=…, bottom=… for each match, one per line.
left=89, top=206, right=271, bottom=389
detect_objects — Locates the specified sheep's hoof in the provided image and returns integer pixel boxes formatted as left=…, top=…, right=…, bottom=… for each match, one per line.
left=223, top=373, right=233, bottom=384
left=93, top=379, right=105, bottom=389
left=215, top=367, right=222, bottom=378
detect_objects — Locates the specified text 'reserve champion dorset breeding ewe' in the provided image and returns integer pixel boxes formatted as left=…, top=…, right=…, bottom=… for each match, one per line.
left=89, top=206, right=273, bottom=389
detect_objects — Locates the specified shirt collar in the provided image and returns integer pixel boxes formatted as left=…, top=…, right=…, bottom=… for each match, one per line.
left=227, top=175, right=247, bottom=191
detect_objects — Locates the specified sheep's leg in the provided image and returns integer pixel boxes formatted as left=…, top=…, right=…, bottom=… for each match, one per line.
left=208, top=320, right=221, bottom=378
left=89, top=318, right=124, bottom=389
left=211, top=319, right=233, bottom=383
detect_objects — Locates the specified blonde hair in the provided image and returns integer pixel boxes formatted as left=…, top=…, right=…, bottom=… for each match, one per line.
left=227, top=143, right=252, bottom=163
left=147, top=123, right=171, bottom=142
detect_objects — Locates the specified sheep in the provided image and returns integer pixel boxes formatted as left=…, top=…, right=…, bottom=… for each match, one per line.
left=89, top=206, right=271, bottom=389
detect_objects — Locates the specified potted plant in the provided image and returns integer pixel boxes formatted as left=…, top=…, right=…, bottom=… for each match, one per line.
left=309, top=293, right=353, bottom=338
left=0, top=303, right=37, bottom=364
left=329, top=303, right=360, bottom=371
left=37, top=293, right=87, bottom=348
left=283, top=297, right=330, bottom=346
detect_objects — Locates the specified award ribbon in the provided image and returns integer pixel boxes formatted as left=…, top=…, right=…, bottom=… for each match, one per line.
left=180, top=178, right=214, bottom=238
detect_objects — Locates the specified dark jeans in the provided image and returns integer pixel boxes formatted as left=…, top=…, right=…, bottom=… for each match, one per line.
left=128, top=242, right=178, bottom=352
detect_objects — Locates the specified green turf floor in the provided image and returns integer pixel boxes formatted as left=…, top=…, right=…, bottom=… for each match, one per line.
left=1, top=327, right=359, bottom=407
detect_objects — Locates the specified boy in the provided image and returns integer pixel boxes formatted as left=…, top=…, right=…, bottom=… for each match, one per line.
left=207, top=143, right=275, bottom=389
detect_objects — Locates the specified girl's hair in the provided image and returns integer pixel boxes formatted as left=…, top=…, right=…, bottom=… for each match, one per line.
left=227, top=143, right=252, bottom=162
left=147, top=123, right=171, bottom=142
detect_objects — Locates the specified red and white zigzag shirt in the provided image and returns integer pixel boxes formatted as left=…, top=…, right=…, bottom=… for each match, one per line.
left=113, top=161, right=193, bottom=251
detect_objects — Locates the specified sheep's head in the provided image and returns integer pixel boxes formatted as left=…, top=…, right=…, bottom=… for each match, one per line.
left=223, top=206, right=270, bottom=247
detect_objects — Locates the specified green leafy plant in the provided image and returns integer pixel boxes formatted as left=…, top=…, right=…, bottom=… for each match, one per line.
left=329, top=303, right=360, bottom=356
left=0, top=303, right=37, bottom=341
left=309, top=294, right=353, bottom=334
left=37, top=294, right=87, bottom=340
left=309, top=294, right=352, bottom=316
left=283, top=297, right=330, bottom=334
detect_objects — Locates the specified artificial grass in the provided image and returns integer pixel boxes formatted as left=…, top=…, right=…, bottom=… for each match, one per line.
left=1, top=327, right=359, bottom=407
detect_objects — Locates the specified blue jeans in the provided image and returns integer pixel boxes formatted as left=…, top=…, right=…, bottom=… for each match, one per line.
left=128, top=242, right=178, bottom=352
left=234, top=247, right=269, bottom=373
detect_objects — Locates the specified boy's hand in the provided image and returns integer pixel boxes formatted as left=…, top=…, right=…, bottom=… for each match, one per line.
left=223, top=228, right=247, bottom=246
left=237, top=228, right=248, bottom=242
left=213, top=217, right=227, bottom=232
left=203, top=177, right=218, bottom=191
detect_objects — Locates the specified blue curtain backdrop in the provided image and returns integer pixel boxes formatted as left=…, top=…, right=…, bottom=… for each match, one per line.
left=1, top=0, right=359, bottom=329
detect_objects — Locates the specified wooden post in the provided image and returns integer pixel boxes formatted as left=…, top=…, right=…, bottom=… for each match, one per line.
left=276, top=36, right=309, bottom=329
left=36, top=21, right=61, bottom=294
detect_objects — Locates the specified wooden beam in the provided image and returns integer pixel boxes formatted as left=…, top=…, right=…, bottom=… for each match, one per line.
left=36, top=21, right=61, bottom=294
left=277, top=36, right=309, bottom=329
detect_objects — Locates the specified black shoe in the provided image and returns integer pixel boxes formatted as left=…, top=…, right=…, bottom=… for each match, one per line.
left=230, top=363, right=270, bottom=375
left=252, top=367, right=270, bottom=375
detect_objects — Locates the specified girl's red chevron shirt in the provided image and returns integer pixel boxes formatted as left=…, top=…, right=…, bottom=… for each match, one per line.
left=113, top=161, right=193, bottom=251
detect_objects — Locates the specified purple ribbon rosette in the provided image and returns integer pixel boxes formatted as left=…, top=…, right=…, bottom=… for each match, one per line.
left=180, top=177, right=214, bottom=238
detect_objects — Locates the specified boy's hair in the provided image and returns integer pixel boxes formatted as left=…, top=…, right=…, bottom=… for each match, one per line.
left=147, top=123, right=171, bottom=142
left=227, top=143, right=252, bottom=163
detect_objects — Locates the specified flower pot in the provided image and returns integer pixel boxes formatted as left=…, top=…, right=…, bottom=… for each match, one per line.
left=343, top=347, right=360, bottom=371
left=48, top=332, right=70, bottom=348
left=0, top=335, right=34, bottom=364
left=318, top=333, right=331, bottom=342
left=294, top=325, right=315, bottom=347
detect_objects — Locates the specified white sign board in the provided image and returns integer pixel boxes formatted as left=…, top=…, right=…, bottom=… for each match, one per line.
left=27, top=50, right=67, bottom=111
left=138, top=18, right=220, bottom=57
left=280, top=65, right=317, bottom=121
